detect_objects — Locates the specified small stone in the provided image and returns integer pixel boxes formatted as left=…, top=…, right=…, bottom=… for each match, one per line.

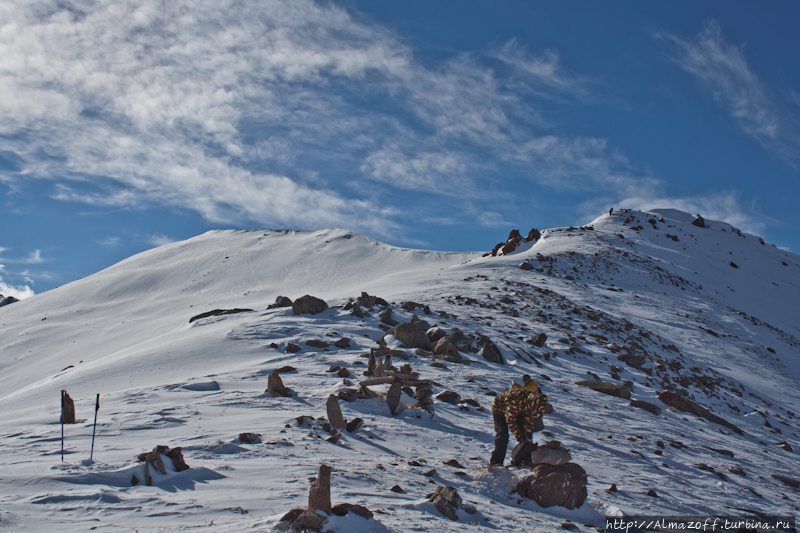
left=646, top=489, right=658, bottom=497
left=334, top=337, right=351, bottom=349
left=390, top=485, right=404, bottom=493
left=286, top=343, right=301, bottom=353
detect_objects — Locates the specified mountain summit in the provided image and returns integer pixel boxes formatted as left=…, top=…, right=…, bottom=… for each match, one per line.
left=1, top=209, right=798, bottom=531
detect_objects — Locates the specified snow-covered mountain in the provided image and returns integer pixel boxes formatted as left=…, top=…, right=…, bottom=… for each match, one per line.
left=0, top=208, right=798, bottom=532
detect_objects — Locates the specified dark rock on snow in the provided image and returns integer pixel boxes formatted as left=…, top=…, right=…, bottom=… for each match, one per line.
left=292, top=295, right=329, bottom=316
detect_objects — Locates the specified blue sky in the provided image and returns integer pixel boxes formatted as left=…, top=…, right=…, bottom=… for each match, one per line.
left=2, top=0, right=799, bottom=297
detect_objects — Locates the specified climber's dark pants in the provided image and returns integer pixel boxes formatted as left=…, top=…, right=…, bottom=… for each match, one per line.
left=490, top=412, right=528, bottom=465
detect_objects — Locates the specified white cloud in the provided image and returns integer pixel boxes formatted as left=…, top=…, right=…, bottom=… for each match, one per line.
left=1, top=0, right=775, bottom=248
left=0, top=247, right=45, bottom=264
left=658, top=21, right=799, bottom=163
left=20, top=249, right=44, bottom=264
left=148, top=234, right=175, bottom=247
left=0, top=268, right=35, bottom=300
left=98, top=237, right=121, bottom=247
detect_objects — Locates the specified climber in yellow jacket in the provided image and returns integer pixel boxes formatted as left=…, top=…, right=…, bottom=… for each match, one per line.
left=490, top=376, right=548, bottom=466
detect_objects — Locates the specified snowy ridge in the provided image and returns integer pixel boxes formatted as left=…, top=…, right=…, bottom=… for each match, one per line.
left=0, top=209, right=798, bottom=532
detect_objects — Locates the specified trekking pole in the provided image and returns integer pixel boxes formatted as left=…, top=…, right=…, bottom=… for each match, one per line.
left=60, top=390, right=65, bottom=462
left=90, top=394, right=100, bottom=461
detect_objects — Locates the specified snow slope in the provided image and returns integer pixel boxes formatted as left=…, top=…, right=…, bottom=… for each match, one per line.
left=0, top=210, right=798, bottom=532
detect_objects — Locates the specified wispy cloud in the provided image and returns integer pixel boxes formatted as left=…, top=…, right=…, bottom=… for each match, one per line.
left=0, top=247, right=45, bottom=264
left=98, top=237, right=121, bottom=247
left=657, top=21, right=799, bottom=164
left=148, top=234, right=175, bottom=247
left=0, top=1, right=768, bottom=247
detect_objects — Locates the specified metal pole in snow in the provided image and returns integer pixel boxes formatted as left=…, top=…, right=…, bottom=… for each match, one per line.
left=90, top=394, right=100, bottom=461
left=60, top=390, right=65, bottom=462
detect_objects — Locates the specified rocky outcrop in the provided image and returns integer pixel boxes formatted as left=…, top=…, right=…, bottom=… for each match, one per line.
left=657, top=391, right=743, bottom=435
left=0, top=294, right=19, bottom=307
left=292, top=295, right=329, bottom=315
left=516, top=462, right=588, bottom=510
left=692, top=214, right=706, bottom=228
left=525, top=228, right=541, bottom=242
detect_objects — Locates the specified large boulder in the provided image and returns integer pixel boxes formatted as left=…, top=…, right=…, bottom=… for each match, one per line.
left=480, top=341, right=505, bottom=364
left=392, top=322, right=432, bottom=350
left=292, top=295, right=329, bottom=316
left=515, top=463, right=588, bottom=510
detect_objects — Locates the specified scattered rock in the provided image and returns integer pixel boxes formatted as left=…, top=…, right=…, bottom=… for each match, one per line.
left=266, top=371, right=293, bottom=397
left=292, top=295, right=329, bottom=316
left=326, top=395, right=346, bottom=430
left=189, top=308, right=254, bottom=323
left=429, top=485, right=462, bottom=521
left=646, top=489, right=658, bottom=497
left=771, top=474, right=799, bottom=488
left=345, top=418, right=364, bottom=433
left=334, top=338, right=351, bottom=349
left=575, top=380, right=631, bottom=400
left=392, top=322, right=432, bottom=350
left=606, top=483, right=618, bottom=493
left=691, top=214, right=706, bottom=228
left=238, top=432, right=261, bottom=444
left=435, top=391, right=461, bottom=405
left=528, top=333, right=547, bottom=348
left=657, top=391, right=743, bottom=435
left=379, top=308, right=399, bottom=326
left=390, top=485, right=404, bottom=493
left=296, top=511, right=325, bottom=530
left=306, top=339, right=330, bottom=349
left=480, top=341, right=505, bottom=364
left=520, top=262, right=534, bottom=271
left=331, top=503, right=373, bottom=520
left=286, top=343, right=301, bottom=353
left=629, top=400, right=662, bottom=415
left=270, top=296, right=293, bottom=308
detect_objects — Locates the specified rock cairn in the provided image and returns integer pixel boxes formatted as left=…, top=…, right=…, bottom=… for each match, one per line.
left=334, top=347, right=435, bottom=414
left=278, top=464, right=375, bottom=532
left=133, top=445, right=190, bottom=486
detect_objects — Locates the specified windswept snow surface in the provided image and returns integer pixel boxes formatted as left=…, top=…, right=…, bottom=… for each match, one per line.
left=0, top=211, right=798, bottom=532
